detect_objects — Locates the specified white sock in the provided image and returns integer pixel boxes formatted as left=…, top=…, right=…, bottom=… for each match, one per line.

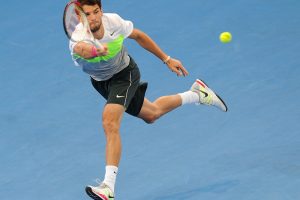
left=178, top=91, right=199, bottom=105
left=103, top=165, right=118, bottom=193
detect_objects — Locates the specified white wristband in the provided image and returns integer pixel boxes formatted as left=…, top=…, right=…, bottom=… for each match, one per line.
left=163, top=56, right=171, bottom=64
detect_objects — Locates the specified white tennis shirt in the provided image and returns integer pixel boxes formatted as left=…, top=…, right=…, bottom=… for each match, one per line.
left=69, top=13, right=134, bottom=81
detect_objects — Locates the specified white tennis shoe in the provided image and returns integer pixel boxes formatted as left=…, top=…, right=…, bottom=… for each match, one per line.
left=86, top=182, right=114, bottom=200
left=190, top=79, right=228, bottom=112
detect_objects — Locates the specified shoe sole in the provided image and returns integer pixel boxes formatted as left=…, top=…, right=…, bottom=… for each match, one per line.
left=85, top=187, right=106, bottom=200
left=215, top=93, right=228, bottom=112
left=197, top=79, right=228, bottom=112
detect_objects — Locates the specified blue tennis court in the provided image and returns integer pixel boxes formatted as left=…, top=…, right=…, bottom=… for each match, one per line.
left=1, top=0, right=299, bottom=199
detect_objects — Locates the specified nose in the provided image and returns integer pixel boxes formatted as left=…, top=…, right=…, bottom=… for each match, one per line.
left=89, top=13, right=97, bottom=21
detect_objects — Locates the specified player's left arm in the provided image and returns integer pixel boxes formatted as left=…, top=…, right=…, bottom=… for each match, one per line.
left=128, top=28, right=188, bottom=76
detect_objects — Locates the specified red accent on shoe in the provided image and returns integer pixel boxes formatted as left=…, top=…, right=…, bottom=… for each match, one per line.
left=96, top=192, right=108, bottom=200
left=196, top=80, right=206, bottom=88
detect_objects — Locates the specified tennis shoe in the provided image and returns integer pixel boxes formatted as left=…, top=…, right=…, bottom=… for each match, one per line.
left=86, top=182, right=114, bottom=200
left=190, top=79, right=228, bottom=112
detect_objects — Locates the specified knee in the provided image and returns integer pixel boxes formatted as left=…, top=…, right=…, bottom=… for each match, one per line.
left=144, top=112, right=161, bottom=124
left=102, top=118, right=120, bottom=136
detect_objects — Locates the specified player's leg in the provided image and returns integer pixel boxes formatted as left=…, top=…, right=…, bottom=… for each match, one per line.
left=138, top=95, right=182, bottom=124
left=86, top=57, right=141, bottom=200
left=86, top=105, right=124, bottom=200
left=138, top=79, right=228, bottom=123
left=102, top=103, right=125, bottom=166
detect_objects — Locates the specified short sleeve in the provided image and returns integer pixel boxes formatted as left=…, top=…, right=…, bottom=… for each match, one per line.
left=110, top=13, right=134, bottom=38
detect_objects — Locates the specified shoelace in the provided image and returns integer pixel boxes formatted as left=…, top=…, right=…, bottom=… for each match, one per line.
left=192, top=86, right=213, bottom=105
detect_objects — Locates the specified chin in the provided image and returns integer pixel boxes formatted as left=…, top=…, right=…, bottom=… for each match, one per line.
left=90, top=24, right=101, bottom=33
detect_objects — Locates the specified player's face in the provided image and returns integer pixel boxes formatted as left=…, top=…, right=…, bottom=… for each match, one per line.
left=82, top=4, right=102, bottom=33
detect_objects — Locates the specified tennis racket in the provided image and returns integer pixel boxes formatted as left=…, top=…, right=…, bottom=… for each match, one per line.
left=63, top=0, right=104, bottom=49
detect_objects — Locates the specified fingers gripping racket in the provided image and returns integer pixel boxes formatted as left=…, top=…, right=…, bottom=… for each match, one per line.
left=63, top=0, right=104, bottom=49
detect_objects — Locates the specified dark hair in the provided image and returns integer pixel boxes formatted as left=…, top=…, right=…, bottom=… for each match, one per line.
left=77, top=0, right=102, bottom=8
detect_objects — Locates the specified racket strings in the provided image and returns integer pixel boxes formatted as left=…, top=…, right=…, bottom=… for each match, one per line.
left=64, top=1, right=103, bottom=49
left=65, top=3, right=90, bottom=41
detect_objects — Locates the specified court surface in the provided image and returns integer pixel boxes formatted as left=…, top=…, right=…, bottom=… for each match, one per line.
left=1, top=0, right=299, bottom=199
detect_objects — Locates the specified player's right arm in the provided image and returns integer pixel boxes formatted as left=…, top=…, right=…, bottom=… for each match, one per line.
left=73, top=42, right=108, bottom=59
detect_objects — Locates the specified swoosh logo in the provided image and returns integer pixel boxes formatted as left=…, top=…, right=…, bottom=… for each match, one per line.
left=108, top=195, right=115, bottom=199
left=200, top=90, right=208, bottom=97
left=110, top=31, right=116, bottom=36
left=193, top=88, right=209, bottom=98
left=116, top=94, right=125, bottom=98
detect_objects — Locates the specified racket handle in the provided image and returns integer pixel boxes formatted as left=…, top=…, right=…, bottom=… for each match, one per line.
left=94, top=40, right=104, bottom=51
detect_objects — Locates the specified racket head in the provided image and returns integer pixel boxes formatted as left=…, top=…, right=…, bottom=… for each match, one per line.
left=63, top=1, right=104, bottom=48
left=63, top=1, right=92, bottom=42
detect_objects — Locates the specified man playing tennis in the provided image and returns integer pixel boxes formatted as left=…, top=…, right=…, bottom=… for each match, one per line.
left=68, top=0, right=227, bottom=199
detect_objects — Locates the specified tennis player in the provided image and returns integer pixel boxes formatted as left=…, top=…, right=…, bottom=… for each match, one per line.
left=68, top=0, right=227, bottom=199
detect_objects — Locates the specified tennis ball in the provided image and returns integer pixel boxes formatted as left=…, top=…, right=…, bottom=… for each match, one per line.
left=219, top=32, right=232, bottom=43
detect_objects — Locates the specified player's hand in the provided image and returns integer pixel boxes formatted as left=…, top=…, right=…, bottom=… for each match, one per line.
left=96, top=44, right=108, bottom=56
left=166, top=58, right=189, bottom=76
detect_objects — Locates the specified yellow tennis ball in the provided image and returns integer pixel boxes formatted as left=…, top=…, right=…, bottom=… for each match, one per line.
left=219, top=32, right=232, bottom=43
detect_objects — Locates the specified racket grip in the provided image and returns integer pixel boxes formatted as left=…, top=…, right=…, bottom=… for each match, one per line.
left=94, top=40, right=104, bottom=50
left=91, top=46, right=98, bottom=57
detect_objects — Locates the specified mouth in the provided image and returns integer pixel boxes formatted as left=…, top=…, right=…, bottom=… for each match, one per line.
left=90, top=21, right=101, bottom=32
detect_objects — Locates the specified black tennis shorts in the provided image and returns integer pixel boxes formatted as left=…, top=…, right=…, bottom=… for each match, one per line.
left=91, top=56, right=148, bottom=116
